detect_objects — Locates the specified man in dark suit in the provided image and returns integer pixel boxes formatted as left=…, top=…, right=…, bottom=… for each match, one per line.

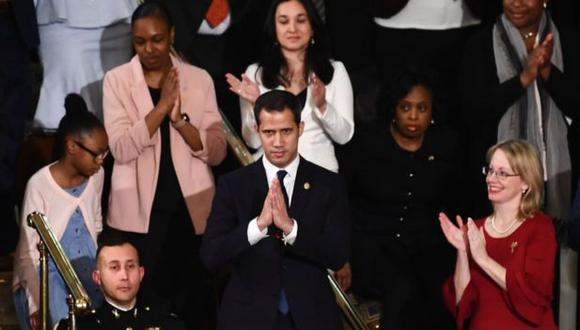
left=201, top=90, right=349, bottom=330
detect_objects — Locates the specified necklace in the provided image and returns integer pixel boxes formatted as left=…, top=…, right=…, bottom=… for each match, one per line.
left=523, top=31, right=536, bottom=40
left=490, top=215, right=519, bottom=234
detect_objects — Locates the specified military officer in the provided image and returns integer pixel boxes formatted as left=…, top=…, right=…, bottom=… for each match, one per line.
left=57, top=233, right=184, bottom=329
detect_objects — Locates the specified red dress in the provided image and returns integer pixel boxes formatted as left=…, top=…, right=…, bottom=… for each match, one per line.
left=442, top=212, right=557, bottom=329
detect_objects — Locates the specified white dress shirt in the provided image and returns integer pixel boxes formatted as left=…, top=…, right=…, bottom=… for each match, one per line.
left=198, top=13, right=231, bottom=35
left=374, top=0, right=480, bottom=30
left=247, top=156, right=300, bottom=246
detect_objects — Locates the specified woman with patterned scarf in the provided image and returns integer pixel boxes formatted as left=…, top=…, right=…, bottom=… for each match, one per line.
left=460, top=0, right=580, bottom=225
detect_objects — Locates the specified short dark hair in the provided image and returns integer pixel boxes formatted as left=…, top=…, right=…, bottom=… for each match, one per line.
left=254, top=90, right=301, bottom=125
left=131, top=0, right=173, bottom=29
left=55, top=94, right=105, bottom=159
left=96, top=230, right=139, bottom=265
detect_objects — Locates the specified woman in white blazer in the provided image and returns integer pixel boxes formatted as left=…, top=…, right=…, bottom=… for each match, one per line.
left=226, top=0, right=354, bottom=173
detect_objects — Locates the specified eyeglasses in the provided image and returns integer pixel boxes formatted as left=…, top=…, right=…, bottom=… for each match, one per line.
left=482, top=166, right=519, bottom=181
left=74, top=141, right=109, bottom=162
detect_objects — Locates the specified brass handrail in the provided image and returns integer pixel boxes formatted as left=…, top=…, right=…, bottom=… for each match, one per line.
left=219, top=108, right=255, bottom=166
left=27, top=212, right=91, bottom=329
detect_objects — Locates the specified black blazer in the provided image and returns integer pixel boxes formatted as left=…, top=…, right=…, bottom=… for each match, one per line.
left=201, top=157, right=349, bottom=330
left=163, top=0, right=269, bottom=77
left=11, top=0, right=39, bottom=48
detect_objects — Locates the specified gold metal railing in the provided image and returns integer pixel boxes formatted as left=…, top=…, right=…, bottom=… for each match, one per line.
left=27, top=212, right=91, bottom=330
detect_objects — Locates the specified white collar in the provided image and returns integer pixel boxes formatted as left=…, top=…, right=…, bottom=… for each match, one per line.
left=105, top=296, right=136, bottom=312
left=262, top=154, right=300, bottom=183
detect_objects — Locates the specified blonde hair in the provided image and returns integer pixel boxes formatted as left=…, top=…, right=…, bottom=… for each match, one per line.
left=486, top=139, right=544, bottom=219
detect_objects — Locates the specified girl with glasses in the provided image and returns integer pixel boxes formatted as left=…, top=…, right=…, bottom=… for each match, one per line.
left=13, top=94, right=108, bottom=329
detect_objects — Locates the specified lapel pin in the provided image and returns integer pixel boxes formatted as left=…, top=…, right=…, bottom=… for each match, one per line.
left=304, top=182, right=310, bottom=190
left=510, top=241, right=518, bottom=253
left=428, top=155, right=435, bottom=161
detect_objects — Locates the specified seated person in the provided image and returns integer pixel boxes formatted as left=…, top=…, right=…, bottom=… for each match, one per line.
left=57, top=232, right=184, bottom=329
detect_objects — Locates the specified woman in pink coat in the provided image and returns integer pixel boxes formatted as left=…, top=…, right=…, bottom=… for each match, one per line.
left=102, top=3, right=226, bottom=328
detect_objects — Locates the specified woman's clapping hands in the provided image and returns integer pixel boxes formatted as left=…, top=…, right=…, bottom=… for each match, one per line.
left=225, top=73, right=260, bottom=105
left=439, top=213, right=490, bottom=265
left=521, top=33, right=554, bottom=87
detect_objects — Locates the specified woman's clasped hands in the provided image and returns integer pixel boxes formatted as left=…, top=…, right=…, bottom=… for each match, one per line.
left=158, top=67, right=181, bottom=120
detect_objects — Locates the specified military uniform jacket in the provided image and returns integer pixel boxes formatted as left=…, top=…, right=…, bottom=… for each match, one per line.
left=56, top=299, right=184, bottom=330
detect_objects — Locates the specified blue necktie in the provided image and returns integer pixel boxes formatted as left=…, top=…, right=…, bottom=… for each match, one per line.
left=276, top=170, right=290, bottom=314
left=276, top=170, right=289, bottom=206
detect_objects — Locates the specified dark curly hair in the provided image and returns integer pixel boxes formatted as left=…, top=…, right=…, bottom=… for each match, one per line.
left=381, top=66, right=441, bottom=124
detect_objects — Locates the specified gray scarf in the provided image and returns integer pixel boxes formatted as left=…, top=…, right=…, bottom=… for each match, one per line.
left=493, top=12, right=571, bottom=220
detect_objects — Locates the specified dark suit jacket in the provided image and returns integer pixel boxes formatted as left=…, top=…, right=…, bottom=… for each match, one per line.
left=200, top=157, right=349, bottom=330
left=568, top=178, right=580, bottom=251
left=11, top=0, right=39, bottom=48
left=162, top=0, right=268, bottom=78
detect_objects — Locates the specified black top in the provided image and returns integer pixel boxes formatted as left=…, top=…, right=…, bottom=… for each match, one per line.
left=342, top=122, right=461, bottom=247
left=459, top=23, right=580, bottom=217
left=297, top=88, right=307, bottom=110
left=10, top=0, right=40, bottom=48
left=148, top=87, right=184, bottom=213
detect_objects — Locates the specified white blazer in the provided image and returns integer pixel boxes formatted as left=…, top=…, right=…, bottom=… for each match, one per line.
left=240, top=61, right=354, bottom=172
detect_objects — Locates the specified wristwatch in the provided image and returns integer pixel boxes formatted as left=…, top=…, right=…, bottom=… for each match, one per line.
left=172, top=113, right=190, bottom=128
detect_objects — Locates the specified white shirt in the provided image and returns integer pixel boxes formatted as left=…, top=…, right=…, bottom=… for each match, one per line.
left=240, top=61, right=354, bottom=173
left=374, top=0, right=481, bottom=30
left=198, top=13, right=231, bottom=35
left=247, top=156, right=300, bottom=246
left=105, top=297, right=136, bottom=312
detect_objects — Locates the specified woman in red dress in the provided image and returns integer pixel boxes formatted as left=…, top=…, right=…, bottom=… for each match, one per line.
left=439, top=139, right=557, bottom=329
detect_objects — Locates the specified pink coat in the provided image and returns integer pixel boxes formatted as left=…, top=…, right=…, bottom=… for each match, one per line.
left=103, top=55, right=226, bottom=234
